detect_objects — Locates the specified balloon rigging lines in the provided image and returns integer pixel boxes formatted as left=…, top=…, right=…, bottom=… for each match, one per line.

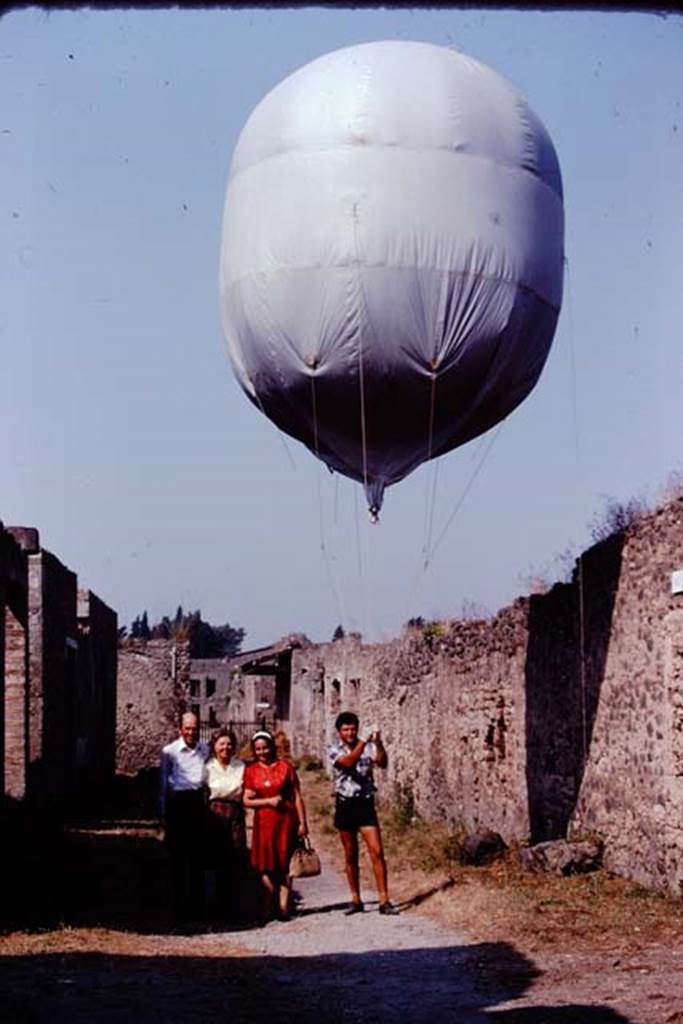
left=564, top=256, right=582, bottom=468
left=430, top=423, right=503, bottom=561
left=251, top=381, right=298, bottom=471
left=404, top=421, right=504, bottom=621
left=421, top=373, right=441, bottom=560
left=564, top=255, right=589, bottom=766
left=353, top=481, right=371, bottom=638
left=310, top=376, right=346, bottom=630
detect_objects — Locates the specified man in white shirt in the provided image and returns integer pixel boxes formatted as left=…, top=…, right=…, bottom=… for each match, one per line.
left=160, top=711, right=209, bottom=925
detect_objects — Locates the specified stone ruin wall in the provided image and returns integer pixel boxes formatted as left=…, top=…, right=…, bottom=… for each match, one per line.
left=288, top=497, right=683, bottom=895
left=76, top=589, right=118, bottom=789
left=26, top=549, right=79, bottom=801
left=290, top=610, right=531, bottom=838
left=116, top=638, right=190, bottom=775
left=570, top=503, right=683, bottom=893
left=2, top=522, right=118, bottom=808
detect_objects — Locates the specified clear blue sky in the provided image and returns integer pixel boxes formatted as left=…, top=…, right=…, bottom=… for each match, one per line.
left=1, top=7, right=681, bottom=648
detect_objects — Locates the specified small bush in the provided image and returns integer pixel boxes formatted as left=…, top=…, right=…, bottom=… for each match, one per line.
left=588, top=496, right=648, bottom=544
left=299, top=754, right=324, bottom=772
left=422, top=620, right=444, bottom=647
left=658, top=465, right=683, bottom=503
left=443, top=829, right=468, bottom=865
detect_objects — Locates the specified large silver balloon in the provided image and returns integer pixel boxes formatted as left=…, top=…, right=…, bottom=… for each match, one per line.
left=219, top=41, right=564, bottom=516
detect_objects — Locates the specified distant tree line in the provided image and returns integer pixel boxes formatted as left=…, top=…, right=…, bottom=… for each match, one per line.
left=123, top=606, right=245, bottom=658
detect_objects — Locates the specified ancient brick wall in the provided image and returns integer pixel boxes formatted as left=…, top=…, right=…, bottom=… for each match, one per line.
left=75, top=589, right=118, bottom=794
left=3, top=602, right=28, bottom=799
left=1, top=526, right=30, bottom=799
left=290, top=612, right=531, bottom=839
left=117, top=638, right=190, bottom=775
left=26, top=549, right=79, bottom=801
left=2, top=523, right=118, bottom=925
left=3, top=524, right=119, bottom=807
left=569, top=503, right=683, bottom=892
left=289, top=498, right=683, bottom=894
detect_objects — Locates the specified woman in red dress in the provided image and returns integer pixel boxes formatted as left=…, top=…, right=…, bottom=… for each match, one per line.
left=243, top=731, right=309, bottom=922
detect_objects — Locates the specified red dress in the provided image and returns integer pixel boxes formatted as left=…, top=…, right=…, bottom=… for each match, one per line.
left=245, top=759, right=300, bottom=874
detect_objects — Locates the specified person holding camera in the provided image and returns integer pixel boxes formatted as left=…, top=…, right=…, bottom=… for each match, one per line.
left=328, top=711, right=399, bottom=916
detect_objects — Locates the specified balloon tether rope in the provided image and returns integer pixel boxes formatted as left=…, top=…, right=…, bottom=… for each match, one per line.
left=404, top=421, right=504, bottom=621
left=310, top=374, right=346, bottom=629
left=250, top=380, right=297, bottom=471
left=564, top=255, right=588, bottom=769
left=421, top=371, right=440, bottom=559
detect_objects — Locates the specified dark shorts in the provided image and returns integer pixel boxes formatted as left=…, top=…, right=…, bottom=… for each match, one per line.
left=334, top=795, right=379, bottom=832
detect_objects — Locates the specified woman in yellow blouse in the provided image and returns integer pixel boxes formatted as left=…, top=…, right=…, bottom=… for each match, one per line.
left=204, top=727, right=246, bottom=922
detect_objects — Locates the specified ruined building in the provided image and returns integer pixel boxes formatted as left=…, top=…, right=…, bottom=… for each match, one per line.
left=115, top=635, right=301, bottom=773
left=1, top=523, right=117, bottom=809
left=116, top=637, right=190, bottom=776
left=188, top=637, right=301, bottom=739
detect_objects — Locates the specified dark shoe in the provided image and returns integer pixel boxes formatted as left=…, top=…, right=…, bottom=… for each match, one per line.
left=378, top=901, right=399, bottom=916
left=344, top=901, right=365, bottom=916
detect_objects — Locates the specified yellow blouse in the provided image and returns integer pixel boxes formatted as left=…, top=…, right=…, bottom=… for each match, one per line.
left=204, top=757, right=245, bottom=802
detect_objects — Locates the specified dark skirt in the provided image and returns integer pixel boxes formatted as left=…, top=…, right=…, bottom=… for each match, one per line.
left=206, top=799, right=246, bottom=866
left=165, top=790, right=206, bottom=858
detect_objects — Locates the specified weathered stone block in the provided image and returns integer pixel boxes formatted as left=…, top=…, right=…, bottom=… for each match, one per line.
left=461, top=829, right=507, bottom=866
left=520, top=839, right=603, bottom=876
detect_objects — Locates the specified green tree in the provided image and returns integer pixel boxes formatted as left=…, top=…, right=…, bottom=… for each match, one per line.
left=133, top=607, right=245, bottom=658
left=130, top=611, right=151, bottom=639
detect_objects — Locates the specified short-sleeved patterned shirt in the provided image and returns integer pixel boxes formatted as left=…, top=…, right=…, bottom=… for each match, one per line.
left=328, top=739, right=376, bottom=799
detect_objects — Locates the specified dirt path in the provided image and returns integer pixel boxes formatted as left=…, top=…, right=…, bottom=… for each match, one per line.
left=179, top=851, right=680, bottom=1024
left=226, top=866, right=493, bottom=1021
left=1, top=826, right=682, bottom=1023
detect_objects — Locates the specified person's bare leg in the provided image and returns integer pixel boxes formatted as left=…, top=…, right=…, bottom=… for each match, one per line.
left=260, top=873, right=276, bottom=924
left=360, top=826, right=388, bottom=903
left=361, top=827, right=398, bottom=913
left=278, top=878, right=292, bottom=918
left=339, top=829, right=362, bottom=905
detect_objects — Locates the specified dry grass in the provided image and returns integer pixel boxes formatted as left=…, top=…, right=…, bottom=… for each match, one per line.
left=299, top=766, right=683, bottom=956
left=0, top=927, right=248, bottom=958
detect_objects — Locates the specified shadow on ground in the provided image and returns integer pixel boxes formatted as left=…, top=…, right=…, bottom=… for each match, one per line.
left=1, top=823, right=633, bottom=1022
left=60, top=825, right=263, bottom=934
left=0, top=943, right=632, bottom=1024
left=0, top=815, right=261, bottom=935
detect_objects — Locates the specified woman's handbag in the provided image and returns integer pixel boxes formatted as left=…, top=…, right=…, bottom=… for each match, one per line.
left=289, top=836, right=322, bottom=878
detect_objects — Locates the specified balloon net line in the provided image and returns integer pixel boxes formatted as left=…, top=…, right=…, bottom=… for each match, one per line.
left=577, top=552, right=588, bottom=766
left=430, top=423, right=503, bottom=561
left=353, top=481, right=371, bottom=638
left=310, top=376, right=346, bottom=630
left=424, top=459, right=441, bottom=557
left=250, top=381, right=297, bottom=471
left=564, top=256, right=581, bottom=468
left=351, top=204, right=372, bottom=507
left=358, top=336, right=369, bottom=496
left=421, top=374, right=440, bottom=558
left=564, top=255, right=588, bottom=764
left=353, top=479, right=364, bottom=580
left=403, top=421, right=504, bottom=622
